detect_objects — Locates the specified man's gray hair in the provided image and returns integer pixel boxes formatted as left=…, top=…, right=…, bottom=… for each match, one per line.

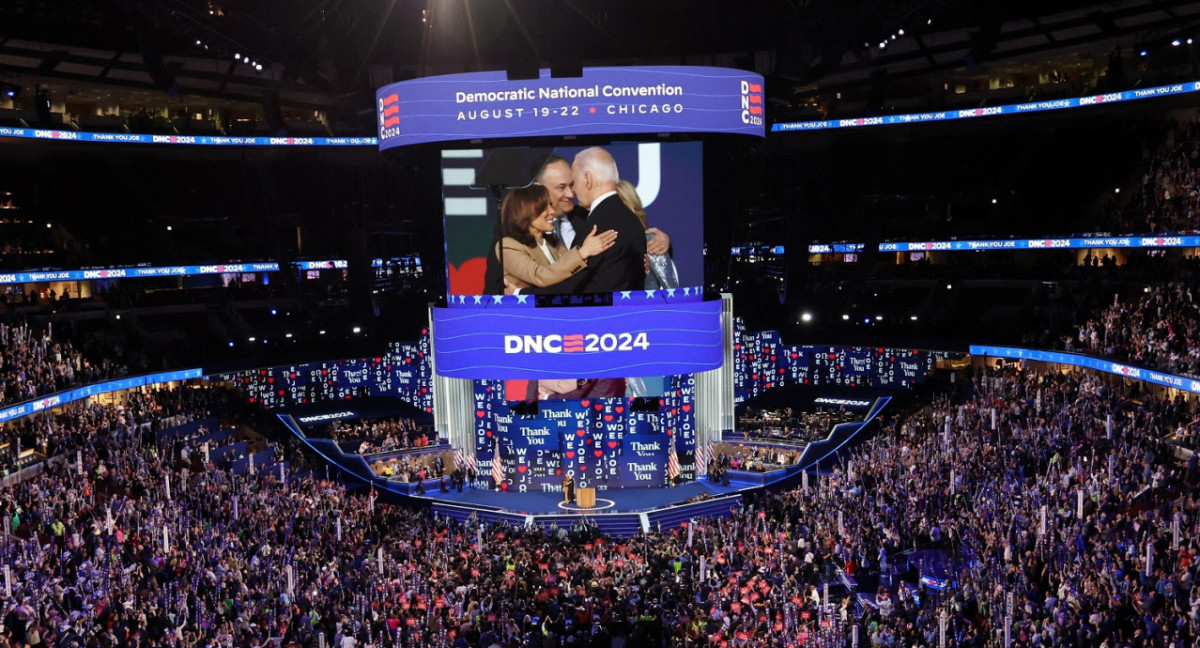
left=573, top=147, right=619, bottom=186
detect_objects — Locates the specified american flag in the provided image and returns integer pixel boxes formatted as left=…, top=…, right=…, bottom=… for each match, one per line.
left=695, top=442, right=708, bottom=477
left=490, top=435, right=503, bottom=487
left=667, top=432, right=681, bottom=481
left=454, top=447, right=477, bottom=475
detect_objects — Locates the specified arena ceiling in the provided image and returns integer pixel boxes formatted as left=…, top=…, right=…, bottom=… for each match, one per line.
left=0, top=0, right=1198, bottom=129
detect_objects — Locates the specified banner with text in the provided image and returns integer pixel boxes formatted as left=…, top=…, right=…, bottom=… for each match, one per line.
left=376, top=66, right=765, bottom=149
left=432, top=301, right=723, bottom=380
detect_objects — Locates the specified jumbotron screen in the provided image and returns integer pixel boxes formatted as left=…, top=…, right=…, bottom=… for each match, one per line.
left=439, top=141, right=703, bottom=298
left=435, top=141, right=711, bottom=490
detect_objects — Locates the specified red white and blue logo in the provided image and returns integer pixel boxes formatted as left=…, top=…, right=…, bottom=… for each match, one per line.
left=741, top=80, right=763, bottom=126
left=379, top=92, right=400, bottom=139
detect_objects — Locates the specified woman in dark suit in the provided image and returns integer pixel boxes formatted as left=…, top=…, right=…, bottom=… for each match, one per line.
left=497, top=185, right=616, bottom=290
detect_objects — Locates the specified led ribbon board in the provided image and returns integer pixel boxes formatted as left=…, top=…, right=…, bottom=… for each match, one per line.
left=376, top=66, right=765, bottom=149
left=431, top=300, right=723, bottom=379
left=0, top=128, right=376, bottom=146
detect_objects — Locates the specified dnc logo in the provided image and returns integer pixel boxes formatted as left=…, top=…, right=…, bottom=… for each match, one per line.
left=379, top=93, right=400, bottom=139
left=740, top=80, right=763, bottom=127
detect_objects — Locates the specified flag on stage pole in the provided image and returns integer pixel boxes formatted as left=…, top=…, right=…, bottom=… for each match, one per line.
left=695, top=442, right=708, bottom=477
left=667, top=433, right=681, bottom=481
left=491, top=435, right=504, bottom=488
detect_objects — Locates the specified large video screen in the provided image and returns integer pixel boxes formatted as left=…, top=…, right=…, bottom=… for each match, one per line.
left=440, top=141, right=703, bottom=297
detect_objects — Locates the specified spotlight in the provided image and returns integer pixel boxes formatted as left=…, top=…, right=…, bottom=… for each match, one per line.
left=285, top=333, right=293, bottom=338
left=842, top=314, right=850, bottom=321
left=352, top=326, right=362, bottom=334
left=228, top=341, right=235, bottom=348
left=255, top=64, right=263, bottom=71
left=898, top=28, right=905, bottom=36
left=1172, top=39, right=1181, bottom=46
left=879, top=42, right=887, bottom=49
left=801, top=312, right=813, bottom=323
left=875, top=315, right=883, bottom=321
left=319, top=330, right=326, bottom=335
left=234, top=53, right=241, bottom=60
left=1, top=84, right=20, bottom=99
left=1140, top=50, right=1149, bottom=57
left=910, top=315, right=919, bottom=321
left=195, top=39, right=202, bottom=46
left=166, top=225, right=173, bottom=231
left=991, top=198, right=997, bottom=204
left=248, top=337, right=256, bottom=342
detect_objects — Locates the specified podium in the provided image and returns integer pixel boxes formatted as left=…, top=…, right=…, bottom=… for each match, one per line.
left=577, top=487, right=597, bottom=508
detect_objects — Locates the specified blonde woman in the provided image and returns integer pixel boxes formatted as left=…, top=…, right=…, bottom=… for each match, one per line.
left=615, top=179, right=679, bottom=290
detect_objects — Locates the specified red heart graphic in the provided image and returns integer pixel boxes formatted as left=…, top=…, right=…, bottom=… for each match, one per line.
left=779, top=368, right=786, bottom=374
left=593, top=450, right=603, bottom=457
left=615, top=406, right=624, bottom=413
left=576, top=430, right=586, bottom=437
left=682, top=405, right=691, bottom=413
left=565, top=451, right=576, bottom=459
left=579, top=465, right=587, bottom=471
left=475, top=411, right=485, bottom=418
left=604, top=415, right=613, bottom=422
left=517, top=465, right=527, bottom=473
left=555, top=469, right=562, bottom=475
left=667, top=429, right=674, bottom=435
left=607, top=441, right=618, bottom=449
left=486, top=431, right=492, bottom=438
left=594, top=404, right=603, bottom=411
left=447, top=257, right=487, bottom=295
left=580, top=400, right=590, bottom=408
left=791, top=353, right=798, bottom=359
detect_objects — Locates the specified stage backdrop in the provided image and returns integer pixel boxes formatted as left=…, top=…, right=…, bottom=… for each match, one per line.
left=474, top=375, right=697, bottom=492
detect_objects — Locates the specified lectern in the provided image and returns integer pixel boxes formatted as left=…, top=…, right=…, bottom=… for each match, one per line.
left=577, top=487, right=596, bottom=508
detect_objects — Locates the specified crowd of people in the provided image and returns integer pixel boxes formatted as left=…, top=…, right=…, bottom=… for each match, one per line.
left=326, top=417, right=432, bottom=455
left=0, top=351, right=1195, bottom=648
left=369, top=452, right=456, bottom=484
left=710, top=444, right=803, bottom=472
left=737, top=407, right=859, bottom=444
left=0, top=322, right=123, bottom=411
left=1117, top=112, right=1200, bottom=234
left=1067, top=281, right=1200, bottom=378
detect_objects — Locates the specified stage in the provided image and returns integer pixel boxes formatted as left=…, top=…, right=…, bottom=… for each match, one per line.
left=276, top=392, right=893, bottom=537
left=415, top=476, right=750, bottom=515
left=415, top=478, right=757, bottom=537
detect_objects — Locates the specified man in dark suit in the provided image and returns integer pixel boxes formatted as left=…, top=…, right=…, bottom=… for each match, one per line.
left=567, top=146, right=648, bottom=292
left=512, top=148, right=646, bottom=295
